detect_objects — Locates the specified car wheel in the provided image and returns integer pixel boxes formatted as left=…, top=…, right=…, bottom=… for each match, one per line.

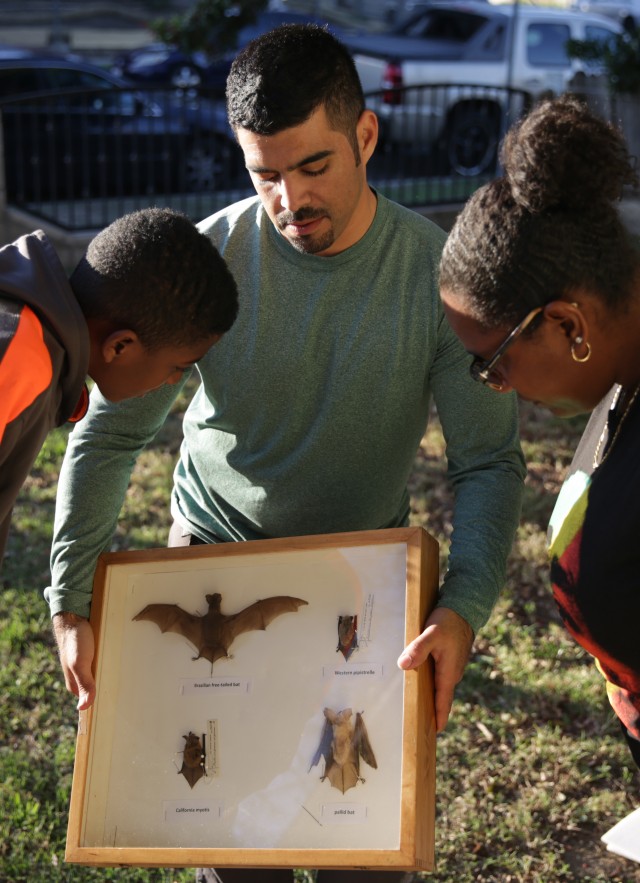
left=446, top=104, right=500, bottom=177
left=183, top=137, right=237, bottom=192
left=170, top=64, right=202, bottom=90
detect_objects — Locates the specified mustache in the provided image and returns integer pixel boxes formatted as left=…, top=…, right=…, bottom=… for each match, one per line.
left=276, top=207, right=326, bottom=229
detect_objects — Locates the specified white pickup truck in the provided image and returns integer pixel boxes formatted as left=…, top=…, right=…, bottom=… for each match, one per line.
left=345, top=1, right=620, bottom=174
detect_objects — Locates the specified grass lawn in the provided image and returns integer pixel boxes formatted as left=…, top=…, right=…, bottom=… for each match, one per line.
left=1, top=388, right=639, bottom=882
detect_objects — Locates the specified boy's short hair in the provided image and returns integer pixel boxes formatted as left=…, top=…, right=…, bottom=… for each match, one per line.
left=226, top=24, right=365, bottom=160
left=70, top=208, right=238, bottom=350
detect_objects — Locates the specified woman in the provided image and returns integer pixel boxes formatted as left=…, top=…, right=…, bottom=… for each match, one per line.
left=438, top=95, right=640, bottom=767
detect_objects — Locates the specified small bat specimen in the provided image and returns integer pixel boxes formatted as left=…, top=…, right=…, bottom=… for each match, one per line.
left=180, top=732, right=206, bottom=788
left=309, top=707, right=377, bottom=794
left=133, top=591, right=308, bottom=667
left=336, top=614, right=358, bottom=660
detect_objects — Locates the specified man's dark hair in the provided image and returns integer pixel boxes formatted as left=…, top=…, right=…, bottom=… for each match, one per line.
left=226, top=24, right=365, bottom=160
left=70, top=208, right=238, bottom=350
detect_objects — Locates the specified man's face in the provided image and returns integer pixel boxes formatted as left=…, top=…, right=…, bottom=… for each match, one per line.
left=236, top=105, right=378, bottom=256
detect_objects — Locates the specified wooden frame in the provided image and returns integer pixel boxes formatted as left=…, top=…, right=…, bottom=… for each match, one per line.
left=66, top=526, right=438, bottom=871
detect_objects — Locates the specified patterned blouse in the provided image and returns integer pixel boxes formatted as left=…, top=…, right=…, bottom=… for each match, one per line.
left=548, top=385, right=640, bottom=748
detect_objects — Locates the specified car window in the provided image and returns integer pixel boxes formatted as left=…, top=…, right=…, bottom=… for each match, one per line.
left=35, top=67, right=139, bottom=115
left=88, top=91, right=139, bottom=115
left=583, top=24, right=619, bottom=68
left=526, top=22, right=571, bottom=67
left=128, top=49, right=173, bottom=73
left=398, top=10, right=488, bottom=41
left=585, top=23, right=618, bottom=41
left=42, top=68, right=115, bottom=91
left=0, top=67, right=43, bottom=97
left=481, top=22, right=507, bottom=55
left=465, top=20, right=507, bottom=60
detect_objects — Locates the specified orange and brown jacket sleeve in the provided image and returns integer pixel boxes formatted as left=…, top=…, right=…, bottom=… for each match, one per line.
left=0, top=301, right=53, bottom=445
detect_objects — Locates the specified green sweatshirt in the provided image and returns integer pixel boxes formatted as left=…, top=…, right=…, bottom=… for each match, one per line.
left=46, top=192, right=525, bottom=634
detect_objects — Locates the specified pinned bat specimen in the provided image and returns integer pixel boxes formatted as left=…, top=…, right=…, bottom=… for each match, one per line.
left=133, top=591, right=308, bottom=668
left=336, top=614, right=358, bottom=660
left=179, top=732, right=206, bottom=788
left=309, top=707, right=377, bottom=794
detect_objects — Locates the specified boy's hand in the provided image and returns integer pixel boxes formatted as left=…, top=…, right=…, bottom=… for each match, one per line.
left=52, top=612, right=96, bottom=710
left=397, top=606, right=474, bottom=732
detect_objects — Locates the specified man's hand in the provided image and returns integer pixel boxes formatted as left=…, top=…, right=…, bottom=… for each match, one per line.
left=397, top=606, right=474, bottom=732
left=52, top=612, right=96, bottom=710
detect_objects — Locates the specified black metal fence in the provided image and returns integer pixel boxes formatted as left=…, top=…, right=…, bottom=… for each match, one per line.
left=0, top=83, right=531, bottom=231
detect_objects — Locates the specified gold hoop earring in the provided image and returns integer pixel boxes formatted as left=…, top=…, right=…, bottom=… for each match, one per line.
left=571, top=337, right=592, bottom=363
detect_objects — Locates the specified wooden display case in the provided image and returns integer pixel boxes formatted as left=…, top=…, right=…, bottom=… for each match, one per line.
left=66, top=526, right=438, bottom=871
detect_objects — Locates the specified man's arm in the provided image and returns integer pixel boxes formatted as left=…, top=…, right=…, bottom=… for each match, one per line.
left=401, top=308, right=526, bottom=731
left=52, top=612, right=95, bottom=710
left=46, top=381, right=185, bottom=706
left=398, top=607, right=474, bottom=732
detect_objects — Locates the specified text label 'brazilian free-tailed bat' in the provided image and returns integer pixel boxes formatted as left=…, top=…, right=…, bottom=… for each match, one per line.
left=309, top=707, right=377, bottom=794
left=133, top=591, right=308, bottom=667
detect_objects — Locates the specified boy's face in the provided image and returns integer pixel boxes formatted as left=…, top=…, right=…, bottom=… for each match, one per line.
left=92, top=335, right=219, bottom=402
left=236, top=105, right=378, bottom=256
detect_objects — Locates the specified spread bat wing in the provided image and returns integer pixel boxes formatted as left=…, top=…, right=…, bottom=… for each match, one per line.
left=353, top=712, right=377, bottom=770
left=179, top=732, right=206, bottom=788
left=221, top=596, right=308, bottom=645
left=309, top=717, right=334, bottom=771
left=133, top=603, right=203, bottom=651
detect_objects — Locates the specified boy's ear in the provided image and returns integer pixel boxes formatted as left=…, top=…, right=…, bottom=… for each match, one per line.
left=102, top=329, right=142, bottom=364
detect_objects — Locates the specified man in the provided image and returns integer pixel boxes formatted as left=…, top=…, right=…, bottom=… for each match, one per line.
left=47, top=26, right=525, bottom=882
left=0, top=207, right=237, bottom=566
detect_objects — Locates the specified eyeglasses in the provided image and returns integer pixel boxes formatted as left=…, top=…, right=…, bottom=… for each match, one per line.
left=470, top=306, right=544, bottom=391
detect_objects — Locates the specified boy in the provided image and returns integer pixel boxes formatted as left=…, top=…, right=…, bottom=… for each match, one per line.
left=0, top=206, right=238, bottom=563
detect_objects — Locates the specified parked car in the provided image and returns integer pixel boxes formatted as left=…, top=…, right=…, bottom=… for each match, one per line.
left=344, top=2, right=621, bottom=174
left=0, top=48, right=241, bottom=202
left=571, top=0, right=640, bottom=29
left=111, top=9, right=343, bottom=93
left=112, top=43, right=218, bottom=91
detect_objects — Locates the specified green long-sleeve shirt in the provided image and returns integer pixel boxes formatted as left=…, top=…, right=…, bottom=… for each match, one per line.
left=46, top=192, right=525, bottom=634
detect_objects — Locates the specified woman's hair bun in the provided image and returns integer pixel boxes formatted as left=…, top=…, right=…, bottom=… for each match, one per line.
left=500, top=95, right=635, bottom=214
